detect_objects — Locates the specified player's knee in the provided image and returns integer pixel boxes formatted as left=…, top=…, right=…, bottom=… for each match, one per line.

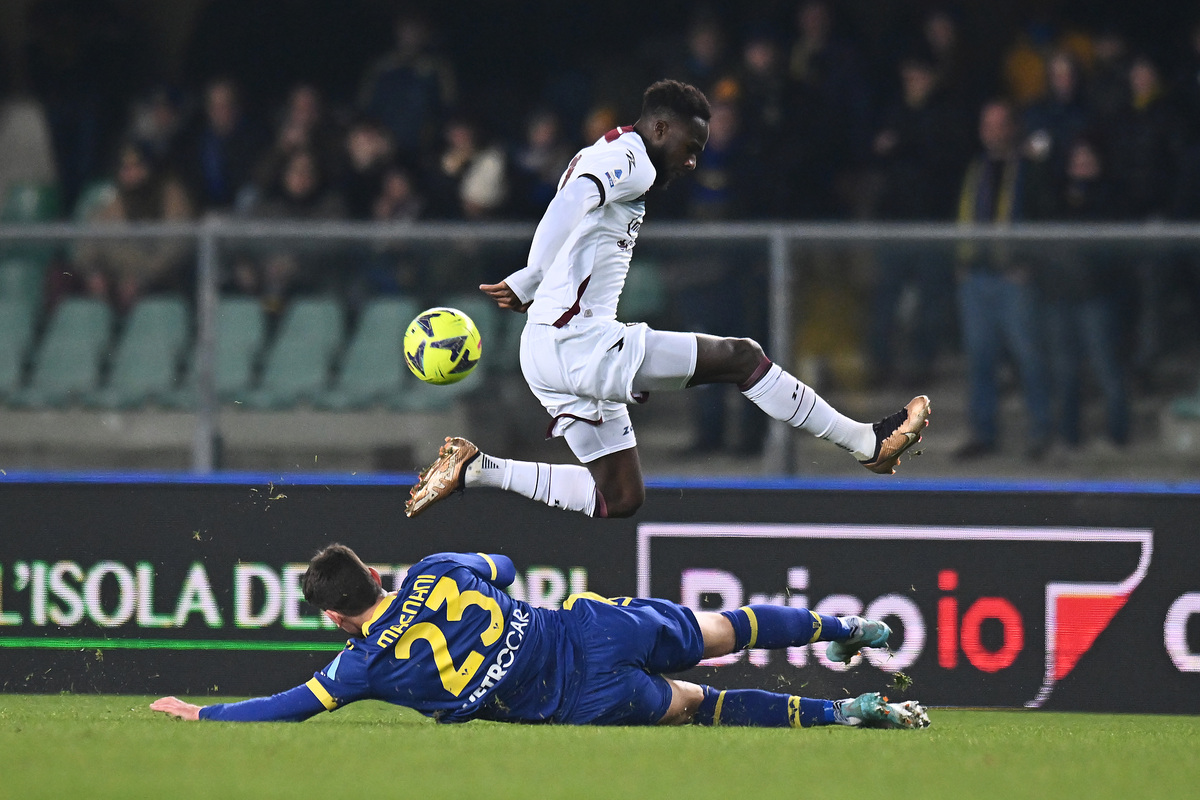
left=600, top=483, right=644, bottom=518
left=729, top=337, right=766, bottom=381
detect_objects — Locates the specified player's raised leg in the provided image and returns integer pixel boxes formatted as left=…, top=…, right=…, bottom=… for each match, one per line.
left=688, top=334, right=931, bottom=473
left=406, top=435, right=621, bottom=518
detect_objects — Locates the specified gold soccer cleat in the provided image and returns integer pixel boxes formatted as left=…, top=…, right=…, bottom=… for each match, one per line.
left=860, top=395, right=931, bottom=474
left=405, top=436, right=480, bottom=518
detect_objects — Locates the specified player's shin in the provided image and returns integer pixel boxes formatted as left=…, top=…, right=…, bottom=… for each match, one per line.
left=692, top=686, right=840, bottom=728
left=739, top=359, right=875, bottom=459
left=466, top=454, right=600, bottom=516
left=720, top=605, right=853, bottom=650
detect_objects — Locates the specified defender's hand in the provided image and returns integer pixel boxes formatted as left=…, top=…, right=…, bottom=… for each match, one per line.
left=151, top=696, right=203, bottom=721
left=480, top=282, right=531, bottom=313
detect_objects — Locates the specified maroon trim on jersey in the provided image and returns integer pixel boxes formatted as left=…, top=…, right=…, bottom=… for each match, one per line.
left=552, top=274, right=591, bottom=328
left=545, top=412, right=603, bottom=439
left=604, top=125, right=634, bottom=142
left=559, top=153, right=583, bottom=191
left=738, top=356, right=774, bottom=391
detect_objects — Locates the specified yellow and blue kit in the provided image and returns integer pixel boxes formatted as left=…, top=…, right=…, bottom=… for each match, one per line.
left=199, top=551, right=703, bottom=725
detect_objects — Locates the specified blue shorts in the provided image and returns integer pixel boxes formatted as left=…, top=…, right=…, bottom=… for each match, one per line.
left=557, top=596, right=705, bottom=726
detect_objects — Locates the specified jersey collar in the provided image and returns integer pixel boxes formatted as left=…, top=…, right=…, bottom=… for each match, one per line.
left=360, top=594, right=397, bottom=637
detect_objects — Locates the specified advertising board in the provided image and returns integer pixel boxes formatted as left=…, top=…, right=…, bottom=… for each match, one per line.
left=1, top=478, right=1197, bottom=712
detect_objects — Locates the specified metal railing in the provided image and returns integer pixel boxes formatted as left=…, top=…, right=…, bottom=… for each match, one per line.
left=3, top=219, right=1197, bottom=474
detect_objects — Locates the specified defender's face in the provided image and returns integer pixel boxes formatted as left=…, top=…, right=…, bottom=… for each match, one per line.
left=649, top=116, right=709, bottom=186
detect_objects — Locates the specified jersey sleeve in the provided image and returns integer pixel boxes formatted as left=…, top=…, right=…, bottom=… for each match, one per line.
left=198, top=683, right=328, bottom=722
left=505, top=178, right=601, bottom=303
left=419, top=552, right=516, bottom=589
left=575, top=144, right=654, bottom=206
left=199, top=646, right=372, bottom=722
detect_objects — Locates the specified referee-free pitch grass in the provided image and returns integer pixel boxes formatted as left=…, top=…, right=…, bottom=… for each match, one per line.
left=1, top=695, right=1196, bottom=799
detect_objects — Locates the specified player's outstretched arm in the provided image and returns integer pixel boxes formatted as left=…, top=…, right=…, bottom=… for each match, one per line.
left=150, top=682, right=331, bottom=722
left=150, top=696, right=202, bottom=721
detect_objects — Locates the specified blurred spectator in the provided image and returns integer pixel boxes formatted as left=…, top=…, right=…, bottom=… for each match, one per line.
left=352, top=164, right=427, bottom=304
left=1037, top=135, right=1131, bottom=449
left=685, top=101, right=752, bottom=220
left=1087, top=30, right=1131, bottom=121
left=0, top=97, right=59, bottom=207
left=357, top=12, right=456, bottom=166
left=340, top=116, right=394, bottom=221
left=867, top=54, right=970, bottom=386
left=25, top=0, right=150, bottom=213
left=579, top=104, right=618, bottom=147
left=372, top=165, right=424, bottom=223
left=423, top=116, right=508, bottom=220
left=75, top=141, right=193, bottom=311
left=177, top=78, right=269, bottom=214
left=787, top=0, right=874, bottom=182
left=668, top=99, right=767, bottom=454
left=659, top=14, right=732, bottom=97
left=253, top=83, right=344, bottom=199
left=921, top=7, right=987, bottom=109
left=1001, top=20, right=1054, bottom=107
left=1109, top=55, right=1189, bottom=385
left=235, top=148, right=346, bottom=311
left=125, top=85, right=186, bottom=169
left=1109, top=55, right=1186, bottom=219
left=736, top=26, right=837, bottom=218
left=1022, top=50, right=1091, bottom=176
left=510, top=108, right=574, bottom=219
left=953, top=99, right=1053, bottom=460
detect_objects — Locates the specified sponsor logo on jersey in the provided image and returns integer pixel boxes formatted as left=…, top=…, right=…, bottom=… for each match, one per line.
left=465, top=607, right=530, bottom=704
left=604, top=172, right=616, bottom=187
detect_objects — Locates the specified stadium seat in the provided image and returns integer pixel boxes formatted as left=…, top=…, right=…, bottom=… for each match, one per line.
left=1, top=181, right=61, bottom=223
left=0, top=298, right=35, bottom=400
left=243, top=297, right=344, bottom=409
left=318, top=296, right=418, bottom=410
left=11, top=297, right=112, bottom=407
left=0, top=181, right=61, bottom=266
left=618, top=258, right=667, bottom=323
left=71, top=180, right=117, bottom=222
left=170, top=296, right=267, bottom=407
left=88, top=295, right=189, bottom=409
left=0, top=257, right=47, bottom=316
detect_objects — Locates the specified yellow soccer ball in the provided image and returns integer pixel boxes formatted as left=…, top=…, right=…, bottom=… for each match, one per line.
left=403, top=307, right=483, bottom=385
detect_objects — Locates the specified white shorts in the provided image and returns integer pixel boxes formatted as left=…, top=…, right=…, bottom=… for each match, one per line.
left=520, top=320, right=697, bottom=462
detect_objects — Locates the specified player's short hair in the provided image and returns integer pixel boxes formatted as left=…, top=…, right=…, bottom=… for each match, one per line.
left=301, top=543, right=384, bottom=615
left=641, top=79, right=711, bottom=124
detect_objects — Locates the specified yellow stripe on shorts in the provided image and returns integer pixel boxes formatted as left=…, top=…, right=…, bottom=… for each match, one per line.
left=741, top=606, right=759, bottom=649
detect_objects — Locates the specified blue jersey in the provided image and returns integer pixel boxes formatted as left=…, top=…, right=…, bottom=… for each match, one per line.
left=200, top=552, right=703, bottom=725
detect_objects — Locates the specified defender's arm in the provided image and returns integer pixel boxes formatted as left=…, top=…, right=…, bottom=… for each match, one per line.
left=151, top=680, right=332, bottom=723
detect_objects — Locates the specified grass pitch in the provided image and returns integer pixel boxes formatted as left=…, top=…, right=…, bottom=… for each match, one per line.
left=1, top=695, right=1196, bottom=799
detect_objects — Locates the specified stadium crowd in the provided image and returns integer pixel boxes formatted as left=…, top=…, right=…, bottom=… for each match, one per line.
left=5, top=0, right=1200, bottom=459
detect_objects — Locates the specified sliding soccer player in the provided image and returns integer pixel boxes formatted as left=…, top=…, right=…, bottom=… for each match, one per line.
left=152, top=544, right=929, bottom=729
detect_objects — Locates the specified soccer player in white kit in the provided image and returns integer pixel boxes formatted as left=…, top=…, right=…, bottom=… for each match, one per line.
left=407, top=80, right=930, bottom=520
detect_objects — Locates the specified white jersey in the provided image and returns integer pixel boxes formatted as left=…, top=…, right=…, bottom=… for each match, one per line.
left=525, top=127, right=656, bottom=326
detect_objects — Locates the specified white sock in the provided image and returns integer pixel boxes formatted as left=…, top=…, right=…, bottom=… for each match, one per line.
left=741, top=364, right=876, bottom=460
left=465, top=453, right=598, bottom=516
